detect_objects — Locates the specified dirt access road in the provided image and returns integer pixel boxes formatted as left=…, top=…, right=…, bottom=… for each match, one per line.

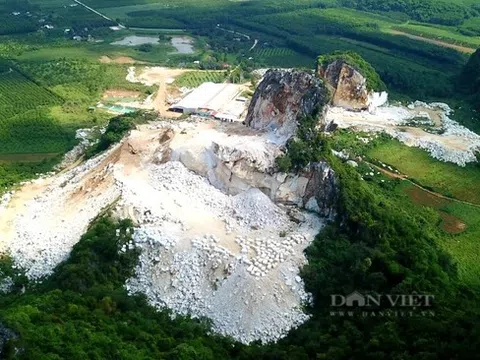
left=128, top=67, right=188, bottom=116
left=389, top=29, right=476, bottom=54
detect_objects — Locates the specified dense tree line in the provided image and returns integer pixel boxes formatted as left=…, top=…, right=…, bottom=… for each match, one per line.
left=0, top=15, right=37, bottom=36
left=340, top=0, right=478, bottom=26
left=458, top=49, right=480, bottom=111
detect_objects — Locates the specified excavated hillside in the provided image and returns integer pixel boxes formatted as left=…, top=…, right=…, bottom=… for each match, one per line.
left=1, top=63, right=478, bottom=345
left=0, top=70, right=338, bottom=344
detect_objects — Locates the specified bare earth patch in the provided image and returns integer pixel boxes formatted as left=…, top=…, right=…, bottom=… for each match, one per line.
left=389, top=30, right=476, bottom=54
left=126, top=67, right=188, bottom=117
left=440, top=212, right=467, bottom=234
left=99, top=56, right=140, bottom=64
left=404, top=187, right=467, bottom=234
left=103, top=89, right=141, bottom=99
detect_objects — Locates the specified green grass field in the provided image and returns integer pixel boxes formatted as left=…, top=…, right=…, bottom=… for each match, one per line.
left=390, top=181, right=480, bottom=286
left=367, top=139, right=480, bottom=205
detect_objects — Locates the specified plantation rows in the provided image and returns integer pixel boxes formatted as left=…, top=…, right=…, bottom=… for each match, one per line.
left=0, top=110, right=76, bottom=154
left=0, top=71, right=61, bottom=120
left=254, top=47, right=315, bottom=67
left=174, top=71, right=226, bottom=88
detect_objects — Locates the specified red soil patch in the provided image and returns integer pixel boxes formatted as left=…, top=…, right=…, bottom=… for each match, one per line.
left=404, top=187, right=466, bottom=234
left=404, top=186, right=447, bottom=209
left=439, top=212, right=467, bottom=235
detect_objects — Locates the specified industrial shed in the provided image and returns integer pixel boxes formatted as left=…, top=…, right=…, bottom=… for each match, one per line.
left=169, top=82, right=247, bottom=121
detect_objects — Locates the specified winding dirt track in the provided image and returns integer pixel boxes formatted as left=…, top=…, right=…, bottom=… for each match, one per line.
left=368, top=161, right=480, bottom=208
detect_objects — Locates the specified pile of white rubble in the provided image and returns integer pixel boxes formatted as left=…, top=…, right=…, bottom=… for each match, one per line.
left=119, top=161, right=322, bottom=344
left=0, top=122, right=324, bottom=344
left=326, top=101, right=480, bottom=166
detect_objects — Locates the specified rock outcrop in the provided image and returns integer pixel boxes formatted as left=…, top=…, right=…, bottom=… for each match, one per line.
left=318, top=59, right=388, bottom=112
left=245, top=69, right=330, bottom=138
left=170, top=126, right=338, bottom=218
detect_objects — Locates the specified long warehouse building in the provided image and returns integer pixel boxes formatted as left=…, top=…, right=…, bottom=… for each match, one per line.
left=169, top=82, right=247, bottom=121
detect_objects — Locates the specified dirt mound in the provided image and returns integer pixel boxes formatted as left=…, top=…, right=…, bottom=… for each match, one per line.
left=99, top=56, right=138, bottom=64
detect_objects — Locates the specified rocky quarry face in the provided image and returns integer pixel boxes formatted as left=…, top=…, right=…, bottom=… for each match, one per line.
left=318, top=59, right=388, bottom=112
left=2, top=61, right=476, bottom=346
left=245, top=69, right=330, bottom=138
left=0, top=69, right=340, bottom=344
left=169, top=122, right=337, bottom=218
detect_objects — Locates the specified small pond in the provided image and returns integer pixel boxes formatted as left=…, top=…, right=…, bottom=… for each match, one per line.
left=111, top=35, right=160, bottom=46
left=170, top=36, right=194, bottom=54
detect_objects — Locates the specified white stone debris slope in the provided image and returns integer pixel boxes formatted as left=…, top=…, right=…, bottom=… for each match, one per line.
left=0, top=120, right=326, bottom=345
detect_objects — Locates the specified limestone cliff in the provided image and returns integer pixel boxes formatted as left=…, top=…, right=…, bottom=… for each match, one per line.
left=244, top=69, right=330, bottom=138
left=170, top=123, right=338, bottom=218
left=317, top=52, right=388, bottom=112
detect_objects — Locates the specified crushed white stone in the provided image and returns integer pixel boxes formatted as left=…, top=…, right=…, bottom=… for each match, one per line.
left=123, top=161, right=323, bottom=344
left=2, top=124, right=324, bottom=344
left=326, top=101, right=480, bottom=166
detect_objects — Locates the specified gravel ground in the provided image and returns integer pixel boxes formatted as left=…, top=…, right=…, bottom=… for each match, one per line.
left=326, top=101, right=480, bottom=166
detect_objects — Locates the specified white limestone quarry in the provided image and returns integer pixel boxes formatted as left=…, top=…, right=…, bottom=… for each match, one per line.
left=0, top=120, right=331, bottom=344
left=326, top=101, right=480, bottom=166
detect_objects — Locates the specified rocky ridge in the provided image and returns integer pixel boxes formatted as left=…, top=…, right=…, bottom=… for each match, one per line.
left=318, top=59, right=388, bottom=112
left=168, top=121, right=338, bottom=218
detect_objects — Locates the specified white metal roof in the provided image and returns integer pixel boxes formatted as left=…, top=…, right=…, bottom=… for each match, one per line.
left=171, top=82, right=243, bottom=112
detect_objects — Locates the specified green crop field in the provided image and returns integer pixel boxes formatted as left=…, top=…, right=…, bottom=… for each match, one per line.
left=174, top=71, right=226, bottom=88
left=0, top=65, right=71, bottom=155
left=0, top=59, right=153, bottom=156
left=0, top=108, right=76, bottom=154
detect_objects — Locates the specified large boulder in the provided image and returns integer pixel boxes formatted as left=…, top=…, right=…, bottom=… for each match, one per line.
left=245, top=69, right=330, bottom=138
left=317, top=53, right=388, bottom=112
